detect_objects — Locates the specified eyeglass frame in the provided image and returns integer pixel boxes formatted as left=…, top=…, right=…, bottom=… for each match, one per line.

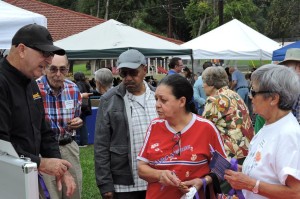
left=249, top=87, right=273, bottom=98
left=16, top=43, right=55, bottom=58
left=47, top=65, right=69, bottom=75
left=118, top=67, right=143, bottom=78
left=172, top=131, right=181, bottom=156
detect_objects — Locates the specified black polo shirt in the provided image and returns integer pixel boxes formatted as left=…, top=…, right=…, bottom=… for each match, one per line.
left=0, top=57, right=61, bottom=166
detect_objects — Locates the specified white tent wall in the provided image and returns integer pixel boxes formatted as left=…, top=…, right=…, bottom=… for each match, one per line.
left=0, top=1, right=47, bottom=49
left=182, top=19, right=280, bottom=61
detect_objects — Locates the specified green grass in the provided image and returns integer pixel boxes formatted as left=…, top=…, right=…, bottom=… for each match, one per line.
left=73, top=64, right=92, bottom=76
left=80, top=145, right=102, bottom=199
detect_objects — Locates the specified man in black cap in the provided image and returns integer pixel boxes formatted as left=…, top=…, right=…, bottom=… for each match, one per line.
left=0, top=24, right=75, bottom=198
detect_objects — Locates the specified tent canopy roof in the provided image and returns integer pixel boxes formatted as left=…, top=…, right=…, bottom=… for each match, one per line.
left=182, top=19, right=280, bottom=60
left=55, top=19, right=192, bottom=59
left=0, top=1, right=47, bottom=49
left=272, top=41, right=300, bottom=61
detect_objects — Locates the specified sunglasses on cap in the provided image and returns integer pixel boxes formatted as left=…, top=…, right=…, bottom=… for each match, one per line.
left=25, top=45, right=55, bottom=58
left=249, top=87, right=273, bottom=98
left=47, top=65, right=69, bottom=75
left=119, top=68, right=140, bottom=78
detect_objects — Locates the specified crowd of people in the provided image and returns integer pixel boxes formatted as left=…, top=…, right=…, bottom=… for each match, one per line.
left=1, top=23, right=300, bottom=199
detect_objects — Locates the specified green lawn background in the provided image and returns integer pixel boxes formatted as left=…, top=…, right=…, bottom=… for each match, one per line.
left=80, top=145, right=102, bottom=199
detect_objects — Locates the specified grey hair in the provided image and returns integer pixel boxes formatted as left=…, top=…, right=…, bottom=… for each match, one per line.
left=251, top=64, right=300, bottom=110
left=202, top=66, right=229, bottom=89
left=94, top=68, right=113, bottom=88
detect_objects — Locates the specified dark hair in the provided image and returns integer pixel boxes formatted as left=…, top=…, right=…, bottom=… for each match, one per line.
left=202, top=61, right=213, bottom=70
left=73, top=72, right=85, bottom=82
left=168, top=57, right=182, bottom=69
left=183, top=67, right=192, bottom=78
left=158, top=74, right=197, bottom=114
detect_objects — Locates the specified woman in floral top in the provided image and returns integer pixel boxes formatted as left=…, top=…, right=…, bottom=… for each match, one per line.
left=202, top=66, right=254, bottom=164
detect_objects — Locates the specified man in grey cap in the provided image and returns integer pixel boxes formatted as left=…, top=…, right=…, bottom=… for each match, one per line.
left=94, top=49, right=157, bottom=199
left=0, top=24, right=75, bottom=198
left=279, top=48, right=300, bottom=123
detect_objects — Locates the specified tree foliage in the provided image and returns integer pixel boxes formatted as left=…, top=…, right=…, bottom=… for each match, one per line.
left=185, top=0, right=213, bottom=37
left=40, top=0, right=300, bottom=42
left=266, top=0, right=299, bottom=43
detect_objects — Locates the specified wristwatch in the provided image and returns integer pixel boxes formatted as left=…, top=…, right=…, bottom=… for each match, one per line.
left=252, top=180, right=260, bottom=194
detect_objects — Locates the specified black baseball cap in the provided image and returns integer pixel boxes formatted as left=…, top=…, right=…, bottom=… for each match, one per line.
left=12, top=24, right=65, bottom=55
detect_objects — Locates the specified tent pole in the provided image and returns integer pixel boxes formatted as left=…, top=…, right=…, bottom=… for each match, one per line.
left=147, top=58, right=150, bottom=76
left=155, top=58, right=158, bottom=74
left=191, top=54, right=194, bottom=75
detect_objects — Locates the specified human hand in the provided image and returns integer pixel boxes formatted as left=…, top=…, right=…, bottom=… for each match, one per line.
left=224, top=169, right=255, bottom=190
left=67, top=117, right=83, bottom=129
left=56, top=171, right=76, bottom=197
left=39, top=158, right=72, bottom=177
left=158, top=170, right=181, bottom=187
left=179, top=178, right=202, bottom=194
left=102, top=191, right=114, bottom=199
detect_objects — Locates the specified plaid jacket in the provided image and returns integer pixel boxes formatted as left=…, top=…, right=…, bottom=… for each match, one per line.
left=36, top=75, right=82, bottom=140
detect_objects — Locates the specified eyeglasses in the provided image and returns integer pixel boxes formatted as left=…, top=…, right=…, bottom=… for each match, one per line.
left=119, top=68, right=139, bottom=78
left=47, top=65, right=69, bottom=74
left=172, top=132, right=181, bottom=156
left=26, top=45, right=55, bottom=58
left=249, top=88, right=273, bottom=98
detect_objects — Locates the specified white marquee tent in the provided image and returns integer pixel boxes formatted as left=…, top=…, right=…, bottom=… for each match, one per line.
left=55, top=19, right=192, bottom=60
left=181, top=19, right=280, bottom=60
left=0, top=1, right=47, bottom=49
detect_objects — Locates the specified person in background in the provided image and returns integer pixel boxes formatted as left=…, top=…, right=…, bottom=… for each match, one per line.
left=254, top=48, right=300, bottom=133
left=225, top=64, right=300, bottom=199
left=224, top=67, right=232, bottom=88
left=94, top=49, right=157, bottom=199
left=137, top=74, right=226, bottom=198
left=193, top=73, right=198, bottom=81
left=74, top=72, right=91, bottom=147
left=36, top=54, right=82, bottom=199
left=167, top=57, right=184, bottom=75
left=89, top=77, right=96, bottom=90
left=202, top=66, right=254, bottom=163
left=0, top=23, right=74, bottom=198
left=193, top=61, right=212, bottom=115
left=229, top=66, right=249, bottom=106
left=182, top=66, right=195, bottom=85
left=94, top=68, right=114, bottom=95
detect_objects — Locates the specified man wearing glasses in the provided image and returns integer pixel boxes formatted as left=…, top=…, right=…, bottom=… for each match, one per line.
left=0, top=24, right=75, bottom=198
left=94, top=49, right=157, bottom=199
left=36, top=54, right=83, bottom=199
left=167, top=57, right=184, bottom=75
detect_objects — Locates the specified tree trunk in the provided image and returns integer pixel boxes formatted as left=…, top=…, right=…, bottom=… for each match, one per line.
left=197, top=14, right=207, bottom=36
left=104, top=0, right=109, bottom=20
left=168, top=0, right=173, bottom=38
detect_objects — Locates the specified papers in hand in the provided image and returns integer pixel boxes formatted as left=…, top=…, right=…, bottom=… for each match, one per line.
left=209, top=144, right=231, bottom=180
left=180, top=186, right=197, bottom=199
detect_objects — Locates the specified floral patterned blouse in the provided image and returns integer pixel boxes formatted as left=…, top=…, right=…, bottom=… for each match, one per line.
left=202, top=86, right=254, bottom=159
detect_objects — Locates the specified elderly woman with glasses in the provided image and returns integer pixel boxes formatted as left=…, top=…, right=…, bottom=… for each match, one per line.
left=201, top=66, right=254, bottom=164
left=137, top=74, right=226, bottom=199
left=224, top=64, right=300, bottom=199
